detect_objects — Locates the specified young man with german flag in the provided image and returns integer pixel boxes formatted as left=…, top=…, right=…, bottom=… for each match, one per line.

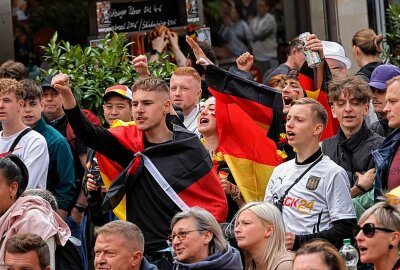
left=51, top=74, right=228, bottom=268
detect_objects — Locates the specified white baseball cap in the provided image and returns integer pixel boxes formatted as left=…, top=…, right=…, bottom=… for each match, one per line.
left=322, top=41, right=352, bottom=70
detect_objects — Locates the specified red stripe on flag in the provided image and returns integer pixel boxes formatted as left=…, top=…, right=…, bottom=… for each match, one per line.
left=210, top=88, right=274, bottom=130
left=216, top=100, right=281, bottom=165
left=179, top=169, right=228, bottom=223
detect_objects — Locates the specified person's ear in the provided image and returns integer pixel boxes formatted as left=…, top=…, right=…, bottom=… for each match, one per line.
left=131, top=250, right=143, bottom=268
left=9, top=181, right=18, bottom=198
left=314, top=123, right=324, bottom=136
left=389, top=232, right=400, bottom=247
left=203, top=231, right=213, bottom=245
left=18, top=99, right=25, bottom=111
left=164, top=99, right=171, bottom=114
left=196, top=88, right=202, bottom=100
left=331, top=105, right=337, bottom=119
left=264, top=225, right=274, bottom=238
left=363, top=102, right=370, bottom=116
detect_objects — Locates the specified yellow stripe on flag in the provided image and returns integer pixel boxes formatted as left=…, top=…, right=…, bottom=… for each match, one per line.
left=223, top=154, right=275, bottom=202
left=100, top=171, right=127, bottom=220
left=304, top=89, right=321, bottom=100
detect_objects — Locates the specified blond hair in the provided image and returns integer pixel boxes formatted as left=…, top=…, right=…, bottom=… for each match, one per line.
left=359, top=201, right=400, bottom=234
left=173, top=67, right=201, bottom=84
left=291, top=97, right=328, bottom=128
left=0, top=78, right=25, bottom=100
left=236, top=202, right=286, bottom=270
left=95, top=220, right=144, bottom=253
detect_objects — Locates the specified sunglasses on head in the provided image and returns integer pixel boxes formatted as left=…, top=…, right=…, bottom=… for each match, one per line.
left=354, top=223, right=395, bottom=238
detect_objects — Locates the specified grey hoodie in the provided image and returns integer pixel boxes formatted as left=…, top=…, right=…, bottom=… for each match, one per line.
left=172, top=245, right=243, bottom=270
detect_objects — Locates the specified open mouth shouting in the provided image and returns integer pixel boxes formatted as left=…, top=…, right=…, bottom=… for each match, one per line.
left=283, top=96, right=293, bottom=106
left=286, top=130, right=296, bottom=140
left=199, top=117, right=209, bottom=125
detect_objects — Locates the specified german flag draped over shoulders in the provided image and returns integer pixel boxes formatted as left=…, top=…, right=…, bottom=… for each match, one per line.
left=96, top=120, right=228, bottom=222
left=298, top=61, right=338, bottom=140
left=206, top=65, right=283, bottom=202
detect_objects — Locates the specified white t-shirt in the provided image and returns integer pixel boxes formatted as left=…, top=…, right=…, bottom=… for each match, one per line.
left=265, top=155, right=356, bottom=235
left=0, top=128, right=49, bottom=189
left=183, top=104, right=200, bottom=136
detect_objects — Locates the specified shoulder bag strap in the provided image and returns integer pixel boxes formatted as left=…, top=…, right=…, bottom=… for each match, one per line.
left=278, top=154, right=324, bottom=204
left=8, top=128, right=33, bottom=154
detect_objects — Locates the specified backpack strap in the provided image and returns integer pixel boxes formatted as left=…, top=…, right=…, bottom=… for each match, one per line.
left=8, top=128, right=32, bottom=154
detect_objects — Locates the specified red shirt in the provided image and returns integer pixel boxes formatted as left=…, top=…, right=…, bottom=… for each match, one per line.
left=388, top=146, right=400, bottom=191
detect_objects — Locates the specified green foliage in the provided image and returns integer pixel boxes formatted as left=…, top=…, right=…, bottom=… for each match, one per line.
left=383, top=5, right=400, bottom=65
left=41, top=31, right=176, bottom=122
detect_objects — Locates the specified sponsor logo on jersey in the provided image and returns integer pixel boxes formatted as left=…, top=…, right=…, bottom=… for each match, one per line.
left=306, top=175, right=321, bottom=190
left=283, top=196, right=315, bottom=214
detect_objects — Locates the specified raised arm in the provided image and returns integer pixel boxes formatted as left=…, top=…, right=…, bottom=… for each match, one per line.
left=51, top=74, right=133, bottom=166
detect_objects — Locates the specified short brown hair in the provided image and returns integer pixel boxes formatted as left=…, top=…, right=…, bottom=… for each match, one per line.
left=21, top=79, right=42, bottom=101
left=172, top=67, right=201, bottom=84
left=291, top=97, right=328, bottom=128
left=131, top=77, right=169, bottom=97
left=0, top=60, right=27, bottom=81
left=0, top=78, right=25, bottom=100
left=352, top=29, right=383, bottom=56
left=294, top=239, right=347, bottom=270
left=95, top=220, right=144, bottom=253
left=5, top=233, right=50, bottom=270
left=328, top=75, right=371, bottom=104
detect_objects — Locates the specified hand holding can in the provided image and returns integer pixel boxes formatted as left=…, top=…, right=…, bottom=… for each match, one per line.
left=298, top=32, right=321, bottom=68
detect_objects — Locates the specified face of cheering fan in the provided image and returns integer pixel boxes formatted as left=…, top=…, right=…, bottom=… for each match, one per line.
left=170, top=217, right=212, bottom=264
left=197, top=97, right=217, bottom=136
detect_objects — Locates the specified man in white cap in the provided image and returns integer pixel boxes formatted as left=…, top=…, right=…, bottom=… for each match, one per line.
left=323, top=40, right=379, bottom=126
left=322, top=41, right=352, bottom=77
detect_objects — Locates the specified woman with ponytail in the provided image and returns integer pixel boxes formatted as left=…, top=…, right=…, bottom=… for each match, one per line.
left=352, top=28, right=384, bottom=82
left=352, top=28, right=383, bottom=125
left=0, top=155, right=70, bottom=269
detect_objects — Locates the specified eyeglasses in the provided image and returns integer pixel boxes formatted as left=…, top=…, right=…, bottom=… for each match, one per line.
left=285, top=69, right=299, bottom=80
left=355, top=223, right=395, bottom=238
left=168, top=230, right=204, bottom=242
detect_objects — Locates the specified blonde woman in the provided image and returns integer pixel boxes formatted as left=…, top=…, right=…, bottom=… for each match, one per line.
left=235, top=202, right=293, bottom=270
left=356, top=201, right=400, bottom=270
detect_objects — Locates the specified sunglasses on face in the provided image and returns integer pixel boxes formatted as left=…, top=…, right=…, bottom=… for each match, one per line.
left=355, top=223, right=395, bottom=238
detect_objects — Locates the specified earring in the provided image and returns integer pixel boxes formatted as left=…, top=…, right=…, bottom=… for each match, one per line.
left=389, top=244, right=394, bottom=250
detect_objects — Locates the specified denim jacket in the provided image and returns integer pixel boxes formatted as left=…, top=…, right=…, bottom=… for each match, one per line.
left=372, top=128, right=400, bottom=200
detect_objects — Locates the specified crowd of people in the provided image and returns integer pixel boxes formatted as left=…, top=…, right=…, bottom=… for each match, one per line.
left=0, top=18, right=400, bottom=270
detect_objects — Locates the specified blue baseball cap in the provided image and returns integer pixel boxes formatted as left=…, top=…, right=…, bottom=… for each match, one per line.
left=369, top=64, right=400, bottom=91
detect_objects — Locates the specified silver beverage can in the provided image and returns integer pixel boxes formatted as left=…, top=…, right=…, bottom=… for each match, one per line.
left=298, top=32, right=321, bottom=68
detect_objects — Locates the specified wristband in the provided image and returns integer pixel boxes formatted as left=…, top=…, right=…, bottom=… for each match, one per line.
left=356, top=183, right=367, bottom=194
left=231, top=190, right=241, bottom=200
left=151, top=49, right=161, bottom=56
